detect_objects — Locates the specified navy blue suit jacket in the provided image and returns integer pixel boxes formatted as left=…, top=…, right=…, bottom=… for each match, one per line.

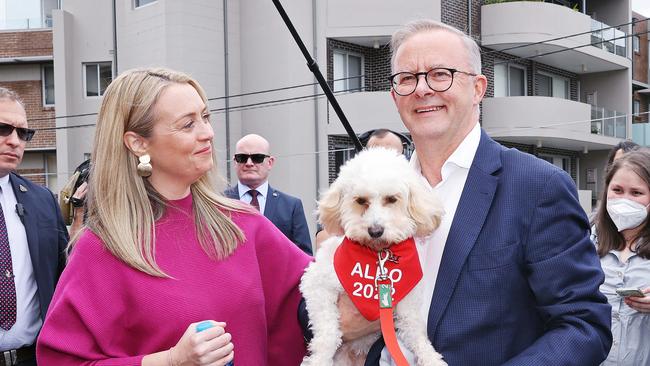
left=361, top=131, right=612, bottom=365
left=224, top=184, right=312, bottom=255
left=9, top=173, right=68, bottom=322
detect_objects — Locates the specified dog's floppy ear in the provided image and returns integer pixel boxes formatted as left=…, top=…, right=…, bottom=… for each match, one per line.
left=407, top=178, right=444, bottom=237
left=318, top=180, right=345, bottom=236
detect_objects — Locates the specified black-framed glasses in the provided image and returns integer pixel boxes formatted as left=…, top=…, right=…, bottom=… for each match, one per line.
left=389, top=67, right=477, bottom=96
left=234, top=153, right=270, bottom=164
left=0, top=122, right=35, bottom=142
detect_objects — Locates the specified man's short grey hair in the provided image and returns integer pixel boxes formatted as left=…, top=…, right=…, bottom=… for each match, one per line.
left=0, top=87, right=25, bottom=108
left=390, top=19, right=482, bottom=75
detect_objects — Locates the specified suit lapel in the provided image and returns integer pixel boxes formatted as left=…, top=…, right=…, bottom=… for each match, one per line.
left=8, top=174, right=41, bottom=276
left=264, top=185, right=278, bottom=220
left=427, top=131, right=502, bottom=338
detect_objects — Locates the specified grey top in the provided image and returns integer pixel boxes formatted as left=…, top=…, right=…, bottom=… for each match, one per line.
left=599, top=249, right=650, bottom=366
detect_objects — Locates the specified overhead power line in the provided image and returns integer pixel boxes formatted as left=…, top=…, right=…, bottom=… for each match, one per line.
left=25, top=18, right=650, bottom=128
left=494, top=28, right=650, bottom=65
left=481, top=17, right=648, bottom=56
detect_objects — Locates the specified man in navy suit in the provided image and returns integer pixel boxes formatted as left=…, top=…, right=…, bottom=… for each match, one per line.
left=224, top=134, right=312, bottom=255
left=0, top=88, right=68, bottom=365
left=332, top=20, right=611, bottom=365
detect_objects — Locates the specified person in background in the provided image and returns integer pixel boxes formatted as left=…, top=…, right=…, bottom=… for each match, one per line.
left=224, top=134, right=312, bottom=255
left=36, top=68, right=311, bottom=365
left=590, top=140, right=640, bottom=241
left=0, top=87, right=68, bottom=366
left=362, top=129, right=409, bottom=154
left=592, top=149, right=650, bottom=366
left=316, top=19, right=611, bottom=365
left=606, top=140, right=639, bottom=167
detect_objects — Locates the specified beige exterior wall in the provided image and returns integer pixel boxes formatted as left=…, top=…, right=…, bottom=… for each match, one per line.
left=50, top=0, right=635, bottom=233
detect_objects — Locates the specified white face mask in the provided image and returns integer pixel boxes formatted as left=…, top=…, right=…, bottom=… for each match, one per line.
left=606, top=198, right=649, bottom=232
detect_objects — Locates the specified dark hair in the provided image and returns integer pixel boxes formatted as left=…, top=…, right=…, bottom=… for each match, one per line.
left=358, top=129, right=412, bottom=148
left=71, top=159, right=91, bottom=207
left=606, top=140, right=640, bottom=166
left=595, top=149, right=650, bottom=259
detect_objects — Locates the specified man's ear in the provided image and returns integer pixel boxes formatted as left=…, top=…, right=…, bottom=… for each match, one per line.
left=267, top=155, right=275, bottom=168
left=123, top=131, right=148, bottom=156
left=473, top=74, right=488, bottom=105
left=390, top=88, right=398, bottom=105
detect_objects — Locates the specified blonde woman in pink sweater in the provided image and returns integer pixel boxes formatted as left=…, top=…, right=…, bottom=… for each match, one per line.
left=36, top=68, right=311, bottom=366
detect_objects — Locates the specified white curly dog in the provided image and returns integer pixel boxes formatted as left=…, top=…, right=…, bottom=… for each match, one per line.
left=300, top=148, right=447, bottom=366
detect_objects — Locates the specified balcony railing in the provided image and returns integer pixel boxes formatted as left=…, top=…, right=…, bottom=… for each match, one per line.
left=591, top=19, right=627, bottom=57
left=0, top=16, right=52, bottom=31
left=591, top=106, right=627, bottom=138
left=484, top=0, right=580, bottom=10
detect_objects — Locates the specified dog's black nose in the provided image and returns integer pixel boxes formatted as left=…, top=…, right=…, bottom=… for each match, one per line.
left=368, top=225, right=384, bottom=238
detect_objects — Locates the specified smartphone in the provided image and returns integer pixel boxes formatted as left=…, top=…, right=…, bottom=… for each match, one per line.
left=615, top=287, right=645, bottom=298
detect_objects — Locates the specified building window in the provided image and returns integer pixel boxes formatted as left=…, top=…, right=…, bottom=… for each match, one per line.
left=42, top=64, right=55, bottom=106
left=494, top=62, right=526, bottom=97
left=84, top=62, right=112, bottom=97
left=633, top=35, right=640, bottom=53
left=537, top=72, right=569, bottom=99
left=634, top=100, right=640, bottom=120
left=333, top=51, right=363, bottom=92
left=135, top=0, right=157, bottom=8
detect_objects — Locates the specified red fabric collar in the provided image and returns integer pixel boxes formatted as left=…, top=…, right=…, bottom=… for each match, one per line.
left=333, top=237, right=422, bottom=321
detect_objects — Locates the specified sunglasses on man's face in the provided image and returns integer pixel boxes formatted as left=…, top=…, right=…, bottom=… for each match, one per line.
left=0, top=122, right=35, bottom=142
left=234, top=153, right=270, bottom=164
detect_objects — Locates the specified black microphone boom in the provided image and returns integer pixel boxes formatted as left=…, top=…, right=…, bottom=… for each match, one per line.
left=271, top=0, right=364, bottom=152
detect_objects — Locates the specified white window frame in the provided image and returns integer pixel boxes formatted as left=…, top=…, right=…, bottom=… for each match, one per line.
left=537, top=71, right=569, bottom=100
left=41, top=63, right=54, bottom=106
left=83, top=62, right=112, bottom=98
left=633, top=35, right=640, bottom=53
left=634, top=100, right=640, bottom=118
left=134, top=0, right=157, bottom=8
left=332, top=50, right=364, bottom=93
left=494, top=61, right=527, bottom=97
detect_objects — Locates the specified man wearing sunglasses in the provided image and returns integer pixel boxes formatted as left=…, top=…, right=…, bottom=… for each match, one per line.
left=224, top=134, right=312, bottom=255
left=0, top=88, right=68, bottom=366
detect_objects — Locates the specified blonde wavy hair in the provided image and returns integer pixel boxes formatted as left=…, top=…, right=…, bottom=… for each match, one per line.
left=77, top=67, right=250, bottom=277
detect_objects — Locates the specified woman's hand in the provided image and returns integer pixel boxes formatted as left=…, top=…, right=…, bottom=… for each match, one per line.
left=171, top=321, right=234, bottom=366
left=624, top=287, right=650, bottom=313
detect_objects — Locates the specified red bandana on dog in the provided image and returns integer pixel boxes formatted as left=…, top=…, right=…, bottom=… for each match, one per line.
left=333, top=237, right=422, bottom=321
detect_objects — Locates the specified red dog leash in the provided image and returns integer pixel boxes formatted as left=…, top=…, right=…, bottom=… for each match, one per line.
left=376, top=250, right=409, bottom=366
left=334, top=238, right=422, bottom=365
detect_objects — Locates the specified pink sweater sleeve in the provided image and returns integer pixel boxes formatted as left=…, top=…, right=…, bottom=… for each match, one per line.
left=248, top=215, right=313, bottom=365
left=36, top=232, right=145, bottom=366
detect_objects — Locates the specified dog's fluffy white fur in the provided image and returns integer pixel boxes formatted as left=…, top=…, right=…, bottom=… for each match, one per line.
left=300, top=148, right=447, bottom=366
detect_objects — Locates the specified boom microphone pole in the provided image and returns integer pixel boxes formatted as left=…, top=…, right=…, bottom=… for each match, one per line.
left=271, top=0, right=364, bottom=152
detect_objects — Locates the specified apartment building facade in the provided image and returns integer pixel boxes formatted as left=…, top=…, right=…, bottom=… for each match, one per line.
left=325, top=0, right=633, bottom=212
left=51, top=0, right=634, bottom=234
left=0, top=0, right=59, bottom=188
left=631, top=11, right=650, bottom=145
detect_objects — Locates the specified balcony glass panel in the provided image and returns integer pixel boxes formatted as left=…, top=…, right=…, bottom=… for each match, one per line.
left=0, top=0, right=59, bottom=30
left=590, top=106, right=627, bottom=138
left=604, top=109, right=616, bottom=137
left=615, top=114, right=627, bottom=138
left=614, top=29, right=626, bottom=57
left=591, top=19, right=627, bottom=58
left=591, top=106, right=603, bottom=135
